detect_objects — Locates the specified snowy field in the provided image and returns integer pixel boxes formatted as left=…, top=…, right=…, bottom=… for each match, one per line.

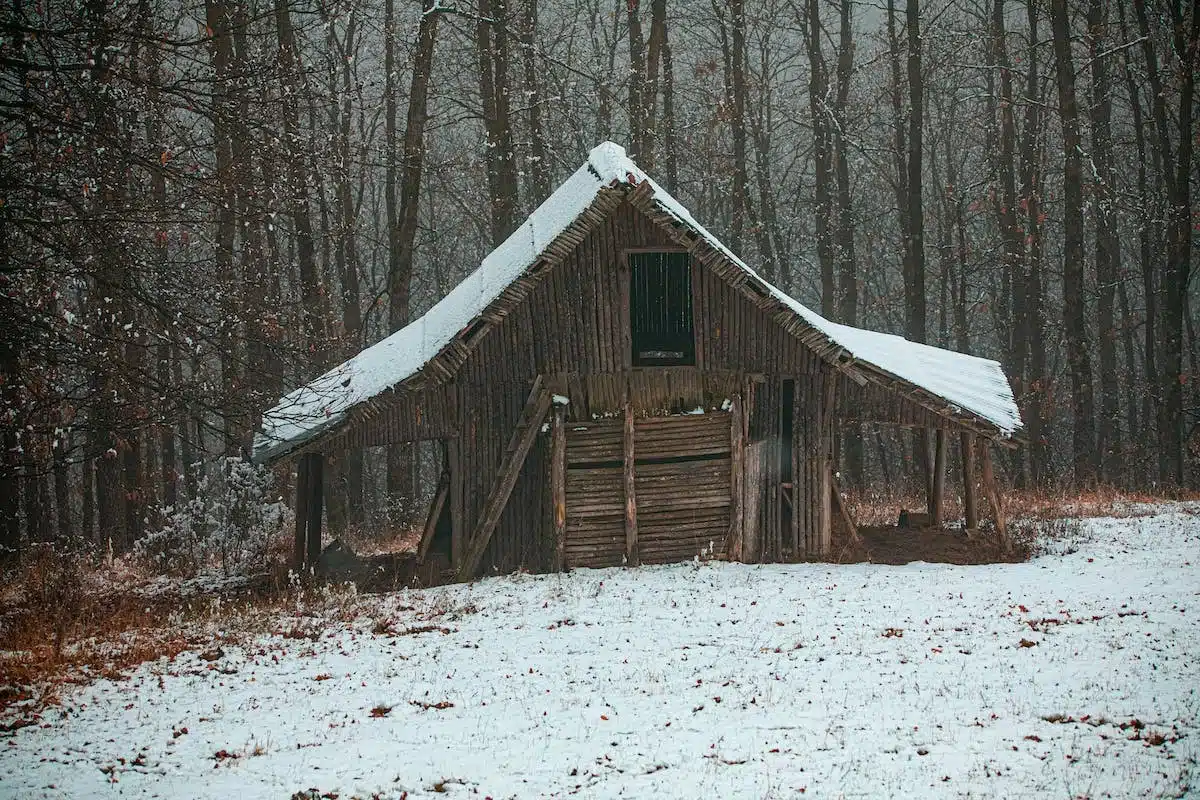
left=3, top=505, right=1198, bottom=799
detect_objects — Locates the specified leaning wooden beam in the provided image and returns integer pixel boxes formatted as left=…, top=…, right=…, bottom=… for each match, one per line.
left=960, top=432, right=979, bottom=532
left=622, top=398, right=639, bottom=567
left=456, top=376, right=551, bottom=580
left=551, top=403, right=567, bottom=572
left=930, top=429, right=948, bottom=526
left=979, top=441, right=1010, bottom=553
left=416, top=470, right=450, bottom=562
left=830, top=467, right=861, bottom=546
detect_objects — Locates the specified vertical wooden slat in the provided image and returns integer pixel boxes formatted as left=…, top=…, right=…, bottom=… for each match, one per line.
left=742, top=441, right=764, bottom=562
left=818, top=370, right=835, bottom=556
left=623, top=398, right=639, bottom=566
left=791, top=378, right=802, bottom=557
left=293, top=454, right=311, bottom=570
left=961, top=431, right=979, bottom=531
left=306, top=453, right=324, bottom=568
left=727, top=390, right=744, bottom=560
left=930, top=428, right=948, bottom=526
left=449, top=436, right=463, bottom=571
left=551, top=403, right=567, bottom=571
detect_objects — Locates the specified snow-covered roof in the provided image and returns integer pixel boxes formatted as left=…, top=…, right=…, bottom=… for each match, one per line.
left=254, top=142, right=1020, bottom=463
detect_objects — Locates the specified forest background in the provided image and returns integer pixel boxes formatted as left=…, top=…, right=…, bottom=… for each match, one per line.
left=1, top=0, right=1196, bottom=565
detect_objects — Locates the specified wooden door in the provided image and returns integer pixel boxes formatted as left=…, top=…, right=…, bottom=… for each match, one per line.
left=562, top=412, right=732, bottom=568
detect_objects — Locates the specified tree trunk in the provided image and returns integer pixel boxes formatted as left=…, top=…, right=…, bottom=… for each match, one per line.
left=1050, top=0, right=1097, bottom=485
left=1020, top=0, right=1047, bottom=485
left=521, top=0, right=550, bottom=200
left=1088, top=0, right=1120, bottom=482
left=1133, top=0, right=1198, bottom=485
left=387, top=1, right=439, bottom=512
left=477, top=0, right=519, bottom=246
left=904, top=0, right=926, bottom=344
left=727, top=0, right=749, bottom=254
left=276, top=0, right=326, bottom=364
left=806, top=0, right=836, bottom=318
left=627, top=0, right=647, bottom=160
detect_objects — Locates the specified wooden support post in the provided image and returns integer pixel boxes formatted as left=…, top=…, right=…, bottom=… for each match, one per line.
left=789, top=380, right=800, bottom=558
left=416, top=470, right=449, bottom=562
left=960, top=432, right=978, bottom=532
left=726, top=391, right=744, bottom=561
left=622, top=398, right=639, bottom=567
left=979, top=441, right=1010, bottom=553
left=457, top=376, right=551, bottom=580
left=916, top=428, right=934, bottom=506
left=551, top=403, right=567, bottom=572
left=930, top=428, right=947, bottom=526
left=306, top=453, right=324, bottom=569
left=742, top=441, right=764, bottom=563
left=816, top=372, right=835, bottom=556
left=293, top=455, right=311, bottom=570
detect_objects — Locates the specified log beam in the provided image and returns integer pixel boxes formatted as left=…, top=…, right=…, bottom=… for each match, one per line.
left=960, top=432, right=978, bottom=532
left=293, top=455, right=311, bottom=570
left=417, top=470, right=449, bottom=562
left=830, top=467, right=860, bottom=545
left=980, top=441, right=1010, bottom=553
left=930, top=429, right=948, bottom=526
left=306, top=453, right=324, bottom=568
left=726, top=391, right=745, bottom=560
left=623, top=398, right=639, bottom=566
left=551, top=403, right=567, bottom=572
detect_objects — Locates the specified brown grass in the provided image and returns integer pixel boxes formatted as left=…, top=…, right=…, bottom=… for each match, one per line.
left=845, top=485, right=1198, bottom=529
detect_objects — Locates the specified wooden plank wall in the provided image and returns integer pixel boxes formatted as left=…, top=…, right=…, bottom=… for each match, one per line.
left=694, top=266, right=821, bottom=375
left=440, top=199, right=848, bottom=574
left=297, top=386, right=457, bottom=456
left=561, top=412, right=733, bottom=569
left=749, top=374, right=783, bottom=562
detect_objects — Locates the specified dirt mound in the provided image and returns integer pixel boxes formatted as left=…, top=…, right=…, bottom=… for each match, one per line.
left=836, top=526, right=1028, bottom=565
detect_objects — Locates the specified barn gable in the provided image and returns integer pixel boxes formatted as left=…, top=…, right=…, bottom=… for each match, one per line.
left=254, top=142, right=1020, bottom=465
left=259, top=142, right=1024, bottom=579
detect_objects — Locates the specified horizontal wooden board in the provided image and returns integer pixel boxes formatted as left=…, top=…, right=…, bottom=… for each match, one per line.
left=565, top=419, right=624, bottom=464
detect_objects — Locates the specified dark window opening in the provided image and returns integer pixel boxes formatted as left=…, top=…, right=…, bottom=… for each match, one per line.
left=630, top=252, right=695, bottom=366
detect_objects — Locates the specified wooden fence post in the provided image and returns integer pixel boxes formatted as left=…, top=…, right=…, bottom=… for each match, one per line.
left=306, top=453, right=324, bottom=568
left=293, top=454, right=310, bottom=570
left=726, top=391, right=744, bottom=561
left=623, top=398, right=639, bottom=567
left=960, top=432, right=978, bottom=532
left=930, top=429, right=947, bottom=526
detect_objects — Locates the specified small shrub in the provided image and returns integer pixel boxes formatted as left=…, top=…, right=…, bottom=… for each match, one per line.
left=136, top=457, right=289, bottom=576
left=1010, top=516, right=1089, bottom=557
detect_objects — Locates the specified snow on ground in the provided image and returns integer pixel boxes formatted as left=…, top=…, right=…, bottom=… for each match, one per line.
left=3, top=506, right=1198, bottom=799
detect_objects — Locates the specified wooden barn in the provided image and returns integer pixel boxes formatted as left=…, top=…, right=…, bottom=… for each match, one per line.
left=253, top=142, right=1022, bottom=580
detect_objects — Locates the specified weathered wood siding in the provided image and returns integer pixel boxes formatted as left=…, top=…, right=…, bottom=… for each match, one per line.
left=561, top=412, right=732, bottom=569
left=438, top=199, right=838, bottom=574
